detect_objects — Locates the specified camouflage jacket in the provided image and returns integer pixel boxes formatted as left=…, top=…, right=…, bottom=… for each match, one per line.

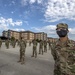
left=51, top=39, right=75, bottom=75
left=33, top=40, right=37, bottom=47
left=19, top=40, right=26, bottom=50
left=0, top=39, right=2, bottom=45
left=5, top=40, right=9, bottom=45
left=39, top=41, right=43, bottom=48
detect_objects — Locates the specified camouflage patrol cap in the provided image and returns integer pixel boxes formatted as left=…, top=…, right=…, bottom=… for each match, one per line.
left=56, top=23, right=68, bottom=29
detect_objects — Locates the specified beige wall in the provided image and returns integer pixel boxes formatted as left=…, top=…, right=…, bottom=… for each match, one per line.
left=3, top=30, right=20, bottom=40
left=47, top=37, right=58, bottom=42
left=35, top=32, right=47, bottom=40
left=2, top=30, right=47, bottom=41
left=13, top=32, right=19, bottom=40
left=20, top=31, right=34, bottom=42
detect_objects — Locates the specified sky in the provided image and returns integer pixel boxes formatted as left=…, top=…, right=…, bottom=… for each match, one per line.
left=0, top=0, right=75, bottom=40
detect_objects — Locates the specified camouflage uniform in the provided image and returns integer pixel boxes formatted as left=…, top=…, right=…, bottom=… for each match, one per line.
left=0, top=39, right=2, bottom=48
left=12, top=40, right=16, bottom=48
left=24, top=40, right=27, bottom=48
left=18, top=38, right=26, bottom=64
left=5, top=39, right=9, bottom=49
left=29, top=41, right=31, bottom=46
left=51, top=23, right=75, bottom=75
left=51, top=39, right=75, bottom=75
left=31, top=39, right=37, bottom=58
left=48, top=40, right=51, bottom=50
left=44, top=40, right=47, bottom=52
left=18, top=39, right=26, bottom=64
left=39, top=40, right=44, bottom=55
left=17, top=40, right=20, bottom=46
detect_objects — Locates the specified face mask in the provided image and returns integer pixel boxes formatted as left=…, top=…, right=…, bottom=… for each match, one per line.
left=57, top=29, right=67, bottom=37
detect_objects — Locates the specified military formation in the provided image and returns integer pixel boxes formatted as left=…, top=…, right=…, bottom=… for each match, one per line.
left=0, top=23, right=75, bottom=75
left=0, top=37, right=51, bottom=64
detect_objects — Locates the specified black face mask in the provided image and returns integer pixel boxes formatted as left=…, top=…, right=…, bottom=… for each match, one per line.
left=57, top=29, right=67, bottom=37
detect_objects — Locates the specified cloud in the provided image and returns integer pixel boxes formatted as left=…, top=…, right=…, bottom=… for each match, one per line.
left=21, top=0, right=28, bottom=6
left=29, top=0, right=36, bottom=4
left=12, top=28, right=25, bottom=31
left=69, top=28, right=75, bottom=34
left=0, top=17, right=22, bottom=30
left=0, top=17, right=9, bottom=30
left=6, top=18, right=22, bottom=26
left=37, top=0, right=43, bottom=4
left=0, top=24, right=8, bottom=30
left=44, top=0, right=75, bottom=22
left=32, top=25, right=56, bottom=36
left=21, top=0, right=43, bottom=6
left=21, top=0, right=75, bottom=22
left=14, top=21, right=22, bottom=26
left=32, top=25, right=75, bottom=39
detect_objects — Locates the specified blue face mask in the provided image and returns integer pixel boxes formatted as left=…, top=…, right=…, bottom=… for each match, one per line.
left=57, top=29, right=67, bottom=37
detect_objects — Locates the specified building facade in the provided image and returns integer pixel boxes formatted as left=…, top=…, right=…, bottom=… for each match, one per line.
left=2, top=30, right=48, bottom=41
left=2, top=31, right=8, bottom=37
left=47, top=37, right=58, bottom=42
left=35, top=32, right=47, bottom=41
left=2, top=30, right=20, bottom=40
left=20, top=31, right=34, bottom=42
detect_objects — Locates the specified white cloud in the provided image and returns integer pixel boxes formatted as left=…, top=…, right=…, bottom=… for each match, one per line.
left=29, top=0, right=36, bottom=4
left=69, top=28, right=75, bottom=34
left=12, top=28, right=25, bottom=31
left=0, top=17, right=23, bottom=34
left=32, top=25, right=75, bottom=39
left=21, top=0, right=28, bottom=6
left=32, top=25, right=56, bottom=36
left=21, top=0, right=75, bottom=22
left=6, top=18, right=22, bottom=26
left=44, top=0, right=75, bottom=22
left=14, top=21, right=22, bottom=26
left=21, top=0, right=43, bottom=6
left=0, top=24, right=8, bottom=30
left=0, top=17, right=22, bottom=30
left=0, top=17, right=9, bottom=30
left=37, top=0, right=43, bottom=4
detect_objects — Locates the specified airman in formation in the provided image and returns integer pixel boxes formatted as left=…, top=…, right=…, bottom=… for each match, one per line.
left=39, top=40, right=44, bottom=55
left=31, top=39, right=37, bottom=58
left=0, top=38, right=2, bottom=48
left=18, top=37, right=27, bottom=64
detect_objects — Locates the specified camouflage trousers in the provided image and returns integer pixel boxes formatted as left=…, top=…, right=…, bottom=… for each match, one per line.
left=13, top=44, right=15, bottom=48
left=32, top=46, right=37, bottom=58
left=5, top=44, right=9, bottom=49
left=0, top=44, right=2, bottom=48
left=44, top=46, right=47, bottom=52
left=39, top=47, right=43, bottom=55
left=29, top=43, right=31, bottom=46
left=48, top=45, right=51, bottom=50
left=19, top=49, right=25, bottom=63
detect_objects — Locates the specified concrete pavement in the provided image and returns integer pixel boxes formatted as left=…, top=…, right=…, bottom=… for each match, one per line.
left=0, top=43, right=54, bottom=75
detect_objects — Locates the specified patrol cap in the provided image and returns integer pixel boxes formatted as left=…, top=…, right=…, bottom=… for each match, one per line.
left=56, top=23, right=68, bottom=30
